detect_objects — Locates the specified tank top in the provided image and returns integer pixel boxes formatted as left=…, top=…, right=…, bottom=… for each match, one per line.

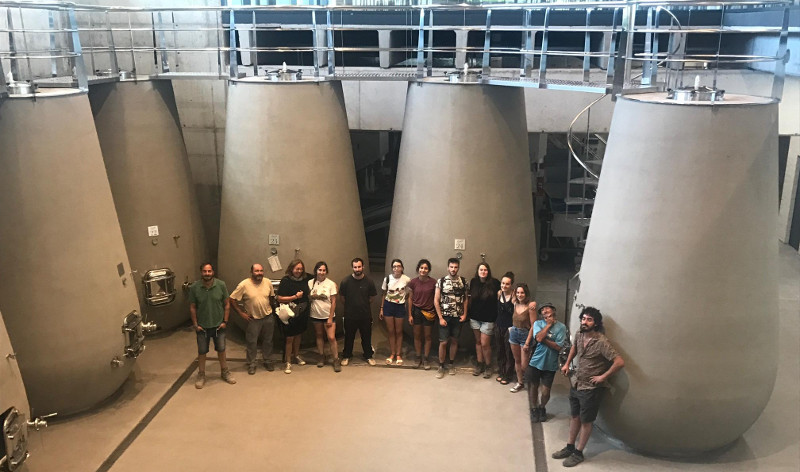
left=512, top=301, right=533, bottom=330
left=496, top=291, right=514, bottom=329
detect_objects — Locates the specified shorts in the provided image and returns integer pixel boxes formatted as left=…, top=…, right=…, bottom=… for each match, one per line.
left=412, top=306, right=436, bottom=327
left=438, top=317, right=464, bottom=342
left=569, top=387, right=606, bottom=423
left=196, top=326, right=226, bottom=355
left=469, top=319, right=495, bottom=336
left=525, top=365, right=556, bottom=388
left=382, top=300, right=406, bottom=318
left=508, top=326, right=529, bottom=346
left=310, top=317, right=333, bottom=323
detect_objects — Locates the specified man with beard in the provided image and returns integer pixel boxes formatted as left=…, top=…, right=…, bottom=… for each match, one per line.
left=189, top=262, right=236, bottom=389
left=339, top=257, right=377, bottom=366
left=230, top=263, right=277, bottom=374
left=433, top=258, right=469, bottom=379
left=552, top=307, right=624, bottom=467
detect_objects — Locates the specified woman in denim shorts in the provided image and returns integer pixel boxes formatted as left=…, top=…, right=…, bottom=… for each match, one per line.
left=508, top=283, right=537, bottom=393
left=467, top=262, right=500, bottom=379
left=380, top=259, right=411, bottom=365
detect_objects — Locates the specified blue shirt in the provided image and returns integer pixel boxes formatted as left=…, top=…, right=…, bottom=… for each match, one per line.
left=529, top=320, right=567, bottom=371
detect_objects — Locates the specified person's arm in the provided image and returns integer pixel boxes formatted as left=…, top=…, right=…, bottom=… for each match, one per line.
left=535, top=319, right=553, bottom=343
left=406, top=283, right=414, bottom=324
left=523, top=321, right=537, bottom=353
left=228, top=297, right=252, bottom=321
left=190, top=303, right=203, bottom=331
left=327, top=288, right=337, bottom=326
left=276, top=288, right=303, bottom=303
left=221, top=297, right=230, bottom=329
left=434, top=284, right=446, bottom=327
left=590, top=356, right=625, bottom=384
left=561, top=342, right=577, bottom=376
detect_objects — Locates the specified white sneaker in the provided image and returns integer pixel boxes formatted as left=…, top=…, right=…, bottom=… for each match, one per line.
left=295, top=355, right=306, bottom=366
left=367, top=358, right=376, bottom=366
left=341, top=358, right=350, bottom=366
left=284, top=362, right=292, bottom=374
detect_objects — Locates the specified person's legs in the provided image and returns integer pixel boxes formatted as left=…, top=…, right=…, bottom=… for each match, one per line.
left=510, top=343, right=523, bottom=384
left=245, top=319, right=258, bottom=368
left=260, top=315, right=275, bottom=366
left=292, top=336, right=301, bottom=359
left=360, top=317, right=374, bottom=359
left=342, top=317, right=356, bottom=359
left=392, top=317, right=404, bottom=362
left=423, top=325, right=432, bottom=359
left=213, top=329, right=235, bottom=384
left=284, top=335, right=294, bottom=363
left=472, top=327, right=484, bottom=364
left=480, top=330, right=492, bottom=375
left=326, top=321, right=338, bottom=358
left=576, top=422, right=593, bottom=451
left=569, top=416, right=581, bottom=444
left=413, top=323, right=423, bottom=359
left=384, top=314, right=397, bottom=361
left=314, top=321, right=325, bottom=356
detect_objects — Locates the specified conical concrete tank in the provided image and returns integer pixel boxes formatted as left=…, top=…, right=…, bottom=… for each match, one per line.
left=219, top=77, right=368, bottom=331
left=386, top=80, right=537, bottom=289
left=0, top=89, right=142, bottom=416
left=571, top=92, right=778, bottom=455
left=89, top=80, right=208, bottom=331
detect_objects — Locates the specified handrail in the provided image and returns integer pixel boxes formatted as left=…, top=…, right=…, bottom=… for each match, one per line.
left=566, top=93, right=608, bottom=181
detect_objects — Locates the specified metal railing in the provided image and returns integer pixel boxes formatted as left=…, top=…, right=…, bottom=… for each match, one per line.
left=0, top=1, right=793, bottom=98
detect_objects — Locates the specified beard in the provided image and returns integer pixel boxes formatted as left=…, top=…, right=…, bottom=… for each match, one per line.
left=254, top=275, right=263, bottom=282
left=202, top=275, right=213, bottom=281
left=579, top=325, right=592, bottom=332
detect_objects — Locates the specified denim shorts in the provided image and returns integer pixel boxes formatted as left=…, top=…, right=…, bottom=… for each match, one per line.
left=508, top=326, right=529, bottom=346
left=438, top=317, right=463, bottom=342
left=382, top=300, right=406, bottom=318
left=469, top=319, right=495, bottom=336
left=196, top=326, right=226, bottom=355
left=411, top=306, right=436, bottom=327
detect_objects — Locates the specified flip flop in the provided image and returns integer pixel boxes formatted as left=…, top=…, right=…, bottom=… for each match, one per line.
left=495, top=376, right=503, bottom=383
left=500, top=379, right=510, bottom=385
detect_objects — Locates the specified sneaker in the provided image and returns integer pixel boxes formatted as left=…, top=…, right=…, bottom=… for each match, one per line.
left=552, top=445, right=576, bottom=460
left=333, top=358, right=342, bottom=373
left=294, top=355, right=306, bottom=366
left=415, top=357, right=423, bottom=369
left=435, top=365, right=445, bottom=379
left=472, top=364, right=482, bottom=376
left=563, top=451, right=585, bottom=467
left=510, top=382, right=524, bottom=393
left=284, top=362, right=292, bottom=374
left=264, top=361, right=274, bottom=372
left=483, top=366, right=492, bottom=379
left=221, top=369, right=236, bottom=385
left=317, top=359, right=325, bottom=368
left=423, top=359, right=431, bottom=370
left=367, top=358, right=376, bottom=366
left=248, top=365, right=256, bottom=375
left=539, top=406, right=547, bottom=422
left=531, top=407, right=542, bottom=423
left=341, top=358, right=350, bottom=366
left=448, top=364, right=456, bottom=375
left=194, top=372, right=206, bottom=389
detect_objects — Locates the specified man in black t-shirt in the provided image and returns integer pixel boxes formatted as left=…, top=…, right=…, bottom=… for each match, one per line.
left=339, top=257, right=377, bottom=366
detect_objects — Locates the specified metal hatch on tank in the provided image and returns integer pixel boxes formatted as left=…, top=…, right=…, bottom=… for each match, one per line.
left=88, top=77, right=209, bottom=332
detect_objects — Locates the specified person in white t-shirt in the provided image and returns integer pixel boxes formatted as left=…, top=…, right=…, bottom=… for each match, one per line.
left=380, top=258, right=411, bottom=365
left=308, top=261, right=341, bottom=372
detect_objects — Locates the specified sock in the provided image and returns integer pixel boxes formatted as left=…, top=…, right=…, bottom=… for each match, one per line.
left=574, top=449, right=584, bottom=456
left=567, top=444, right=575, bottom=451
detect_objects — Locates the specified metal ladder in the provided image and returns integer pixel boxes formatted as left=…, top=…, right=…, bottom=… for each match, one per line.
left=565, top=94, right=608, bottom=251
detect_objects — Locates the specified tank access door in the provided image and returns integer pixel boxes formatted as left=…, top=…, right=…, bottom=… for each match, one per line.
left=0, top=408, right=28, bottom=471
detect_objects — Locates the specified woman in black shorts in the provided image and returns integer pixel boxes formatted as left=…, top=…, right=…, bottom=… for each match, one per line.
left=276, top=259, right=312, bottom=374
left=406, top=259, right=437, bottom=370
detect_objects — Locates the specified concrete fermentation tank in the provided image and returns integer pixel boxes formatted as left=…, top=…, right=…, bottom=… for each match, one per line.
left=386, top=77, right=537, bottom=287
left=0, top=310, right=30, bottom=471
left=89, top=79, right=207, bottom=331
left=218, top=74, right=368, bottom=328
left=572, top=91, right=779, bottom=455
left=0, top=88, right=144, bottom=417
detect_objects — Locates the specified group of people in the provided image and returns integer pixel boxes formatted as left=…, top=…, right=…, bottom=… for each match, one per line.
left=187, top=256, right=625, bottom=468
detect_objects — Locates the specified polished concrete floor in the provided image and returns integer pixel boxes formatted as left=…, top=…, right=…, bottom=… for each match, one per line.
left=17, top=244, right=800, bottom=472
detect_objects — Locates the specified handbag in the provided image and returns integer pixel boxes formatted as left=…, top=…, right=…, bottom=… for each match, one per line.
left=276, top=303, right=295, bottom=325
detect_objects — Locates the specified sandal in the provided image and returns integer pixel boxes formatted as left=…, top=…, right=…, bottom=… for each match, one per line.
left=510, top=382, right=524, bottom=393
left=500, top=379, right=510, bottom=385
left=396, top=357, right=403, bottom=366
left=386, top=356, right=394, bottom=365
left=496, top=376, right=503, bottom=383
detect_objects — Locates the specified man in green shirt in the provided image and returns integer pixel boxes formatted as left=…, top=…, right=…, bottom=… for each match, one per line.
left=189, top=262, right=236, bottom=389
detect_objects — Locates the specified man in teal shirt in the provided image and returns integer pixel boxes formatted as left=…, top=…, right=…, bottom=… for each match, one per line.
left=189, top=262, right=236, bottom=389
left=524, top=303, right=567, bottom=423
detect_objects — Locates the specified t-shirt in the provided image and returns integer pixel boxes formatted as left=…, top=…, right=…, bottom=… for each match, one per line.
left=468, top=277, right=500, bottom=322
left=188, top=278, right=229, bottom=329
left=573, top=331, right=620, bottom=391
left=381, top=274, right=410, bottom=304
left=308, top=278, right=338, bottom=320
left=529, top=320, right=567, bottom=372
left=339, top=275, right=377, bottom=320
left=229, top=278, right=275, bottom=319
left=407, top=277, right=436, bottom=311
left=437, top=275, right=468, bottom=318
left=277, top=275, right=311, bottom=304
